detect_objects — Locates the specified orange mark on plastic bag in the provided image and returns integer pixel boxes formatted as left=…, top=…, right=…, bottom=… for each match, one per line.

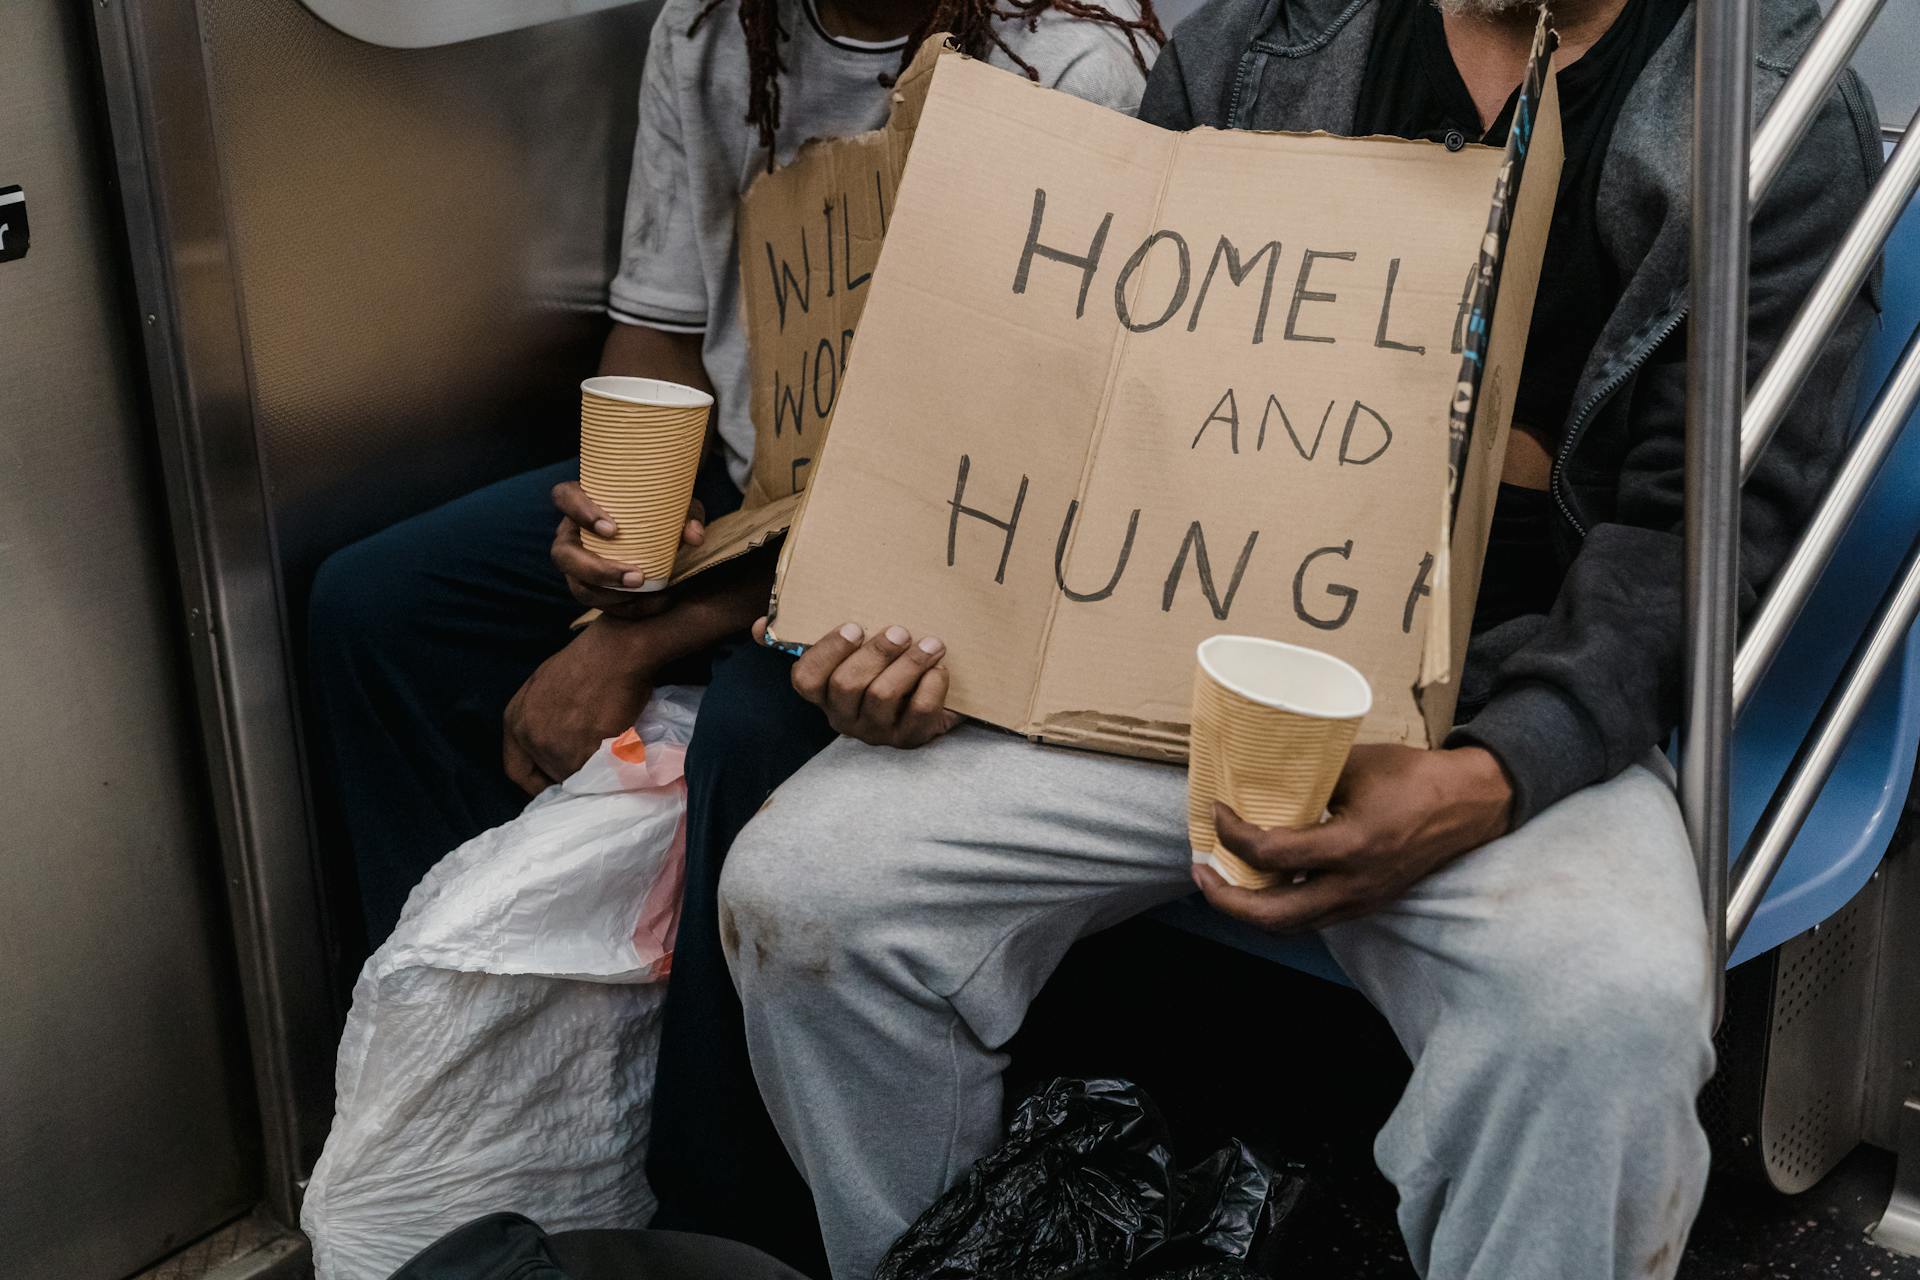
left=610, top=728, right=648, bottom=765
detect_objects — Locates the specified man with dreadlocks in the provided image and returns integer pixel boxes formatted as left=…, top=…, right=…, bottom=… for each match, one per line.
left=307, top=0, right=1159, bottom=1272
left=711, top=0, right=1885, bottom=1275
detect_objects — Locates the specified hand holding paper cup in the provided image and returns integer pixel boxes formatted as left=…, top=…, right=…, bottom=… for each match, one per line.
left=1187, top=635, right=1373, bottom=891
left=576, top=376, right=713, bottom=591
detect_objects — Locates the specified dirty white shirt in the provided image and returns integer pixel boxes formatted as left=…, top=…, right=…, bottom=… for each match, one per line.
left=607, top=0, right=1155, bottom=488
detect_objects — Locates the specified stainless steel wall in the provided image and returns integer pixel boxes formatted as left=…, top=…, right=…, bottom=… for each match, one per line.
left=0, top=3, right=257, bottom=1278
left=88, top=0, right=659, bottom=1218
left=195, top=0, right=655, bottom=583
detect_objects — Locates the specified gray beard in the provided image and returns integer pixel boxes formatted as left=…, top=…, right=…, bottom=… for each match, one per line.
left=1429, top=0, right=1541, bottom=18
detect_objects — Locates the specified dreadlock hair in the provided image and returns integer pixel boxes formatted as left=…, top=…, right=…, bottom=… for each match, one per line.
left=687, top=0, right=1165, bottom=163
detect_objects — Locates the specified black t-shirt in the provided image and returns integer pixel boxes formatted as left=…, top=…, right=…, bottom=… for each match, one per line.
left=1354, top=0, right=1681, bottom=632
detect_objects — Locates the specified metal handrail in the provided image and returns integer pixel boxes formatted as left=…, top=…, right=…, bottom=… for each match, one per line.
left=1743, top=107, right=1920, bottom=479
left=1728, top=531, right=1920, bottom=947
left=1749, top=0, right=1890, bottom=206
left=1735, top=322, right=1920, bottom=711
left=1687, top=0, right=1752, bottom=1004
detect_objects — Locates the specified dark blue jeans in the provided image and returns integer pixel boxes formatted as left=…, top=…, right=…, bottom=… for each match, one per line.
left=307, top=457, right=828, bottom=1272
left=649, top=640, right=837, bottom=1275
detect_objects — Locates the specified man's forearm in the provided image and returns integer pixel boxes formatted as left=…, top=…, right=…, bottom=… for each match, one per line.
left=600, top=320, right=712, bottom=393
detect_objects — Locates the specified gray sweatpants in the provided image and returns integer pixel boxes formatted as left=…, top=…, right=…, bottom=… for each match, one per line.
left=718, top=725, right=1716, bottom=1280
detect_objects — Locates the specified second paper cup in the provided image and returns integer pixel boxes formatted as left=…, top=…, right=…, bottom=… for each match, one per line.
left=1187, top=635, right=1372, bottom=890
left=577, top=375, right=713, bottom=589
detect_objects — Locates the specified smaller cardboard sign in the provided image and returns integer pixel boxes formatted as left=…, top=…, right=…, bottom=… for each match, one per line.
left=766, top=19, right=1562, bottom=760
left=671, top=41, right=951, bottom=582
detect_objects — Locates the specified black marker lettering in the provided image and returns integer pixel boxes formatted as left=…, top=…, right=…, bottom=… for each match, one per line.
left=1374, top=258, right=1427, bottom=354
left=1162, top=522, right=1260, bottom=620
left=1294, top=541, right=1358, bottom=630
left=1402, top=552, right=1434, bottom=633
left=1260, top=396, right=1334, bottom=460
left=773, top=365, right=805, bottom=438
left=810, top=336, right=838, bottom=419
left=1192, top=388, right=1241, bottom=453
left=823, top=198, right=836, bottom=300
left=947, top=455, right=1029, bottom=585
left=1011, top=188, right=1113, bottom=320
left=765, top=234, right=812, bottom=331
left=1054, top=500, right=1140, bottom=602
left=1284, top=249, right=1355, bottom=344
left=1452, top=263, right=1478, bottom=354
left=1187, top=236, right=1283, bottom=343
left=1114, top=230, right=1192, bottom=333
left=1339, top=401, right=1392, bottom=465
left=841, top=191, right=872, bottom=291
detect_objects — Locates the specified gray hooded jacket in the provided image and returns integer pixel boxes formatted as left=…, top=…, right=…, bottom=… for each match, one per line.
left=1138, top=0, right=1887, bottom=823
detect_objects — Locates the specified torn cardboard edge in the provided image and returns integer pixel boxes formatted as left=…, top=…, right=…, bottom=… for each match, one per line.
left=670, top=490, right=802, bottom=581
left=1416, top=12, right=1563, bottom=743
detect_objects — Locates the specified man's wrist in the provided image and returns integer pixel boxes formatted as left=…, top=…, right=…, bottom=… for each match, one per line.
left=1448, top=744, right=1517, bottom=839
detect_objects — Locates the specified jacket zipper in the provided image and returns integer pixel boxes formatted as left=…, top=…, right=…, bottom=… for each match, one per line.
left=1550, top=305, right=1689, bottom=538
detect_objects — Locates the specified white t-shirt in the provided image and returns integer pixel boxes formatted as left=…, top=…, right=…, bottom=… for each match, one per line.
left=607, top=0, right=1155, bottom=489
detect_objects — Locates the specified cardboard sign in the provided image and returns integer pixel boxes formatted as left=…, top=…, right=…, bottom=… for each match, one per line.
left=767, top=23, right=1562, bottom=761
left=672, top=42, right=951, bottom=581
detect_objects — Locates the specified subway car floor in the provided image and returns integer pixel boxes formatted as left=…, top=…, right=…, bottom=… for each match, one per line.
left=138, top=916, right=1920, bottom=1280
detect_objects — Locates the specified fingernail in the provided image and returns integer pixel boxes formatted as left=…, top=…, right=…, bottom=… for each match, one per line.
left=885, top=624, right=910, bottom=646
left=839, top=623, right=864, bottom=643
left=918, top=636, right=944, bottom=655
left=622, top=571, right=646, bottom=588
left=1190, top=866, right=1205, bottom=890
left=595, top=519, right=617, bottom=536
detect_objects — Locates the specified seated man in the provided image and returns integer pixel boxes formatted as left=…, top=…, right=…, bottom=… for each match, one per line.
left=308, top=0, right=1160, bottom=1269
left=714, top=0, right=1885, bottom=1275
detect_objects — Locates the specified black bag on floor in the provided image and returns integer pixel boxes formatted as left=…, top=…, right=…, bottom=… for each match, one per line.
left=874, top=1077, right=1309, bottom=1280
left=385, top=1213, right=812, bottom=1280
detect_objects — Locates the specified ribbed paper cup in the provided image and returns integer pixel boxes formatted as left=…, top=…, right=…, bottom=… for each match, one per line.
left=577, top=376, right=713, bottom=590
left=1187, top=636, right=1372, bottom=890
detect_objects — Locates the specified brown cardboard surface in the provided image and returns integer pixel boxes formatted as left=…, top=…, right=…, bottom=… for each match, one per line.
left=769, top=23, right=1561, bottom=759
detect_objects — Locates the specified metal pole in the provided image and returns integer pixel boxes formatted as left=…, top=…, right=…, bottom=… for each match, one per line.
left=1744, top=106, right=1920, bottom=479
left=1728, top=531, right=1920, bottom=947
left=1687, top=0, right=1753, bottom=1014
left=1749, top=0, right=1889, bottom=206
left=1734, top=322, right=1920, bottom=711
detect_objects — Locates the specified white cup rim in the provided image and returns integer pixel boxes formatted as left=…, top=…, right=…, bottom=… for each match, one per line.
left=1196, top=635, right=1373, bottom=720
left=582, top=375, right=714, bottom=410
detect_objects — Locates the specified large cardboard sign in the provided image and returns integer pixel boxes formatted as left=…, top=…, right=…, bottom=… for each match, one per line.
left=766, top=27, right=1562, bottom=760
left=673, top=42, right=950, bottom=580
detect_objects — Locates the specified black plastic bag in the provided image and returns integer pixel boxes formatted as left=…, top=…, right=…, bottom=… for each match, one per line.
left=874, top=1078, right=1308, bottom=1280
left=385, top=1213, right=813, bottom=1280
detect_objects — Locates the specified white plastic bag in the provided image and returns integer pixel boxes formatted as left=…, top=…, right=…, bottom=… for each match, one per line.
left=302, top=687, right=703, bottom=1280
